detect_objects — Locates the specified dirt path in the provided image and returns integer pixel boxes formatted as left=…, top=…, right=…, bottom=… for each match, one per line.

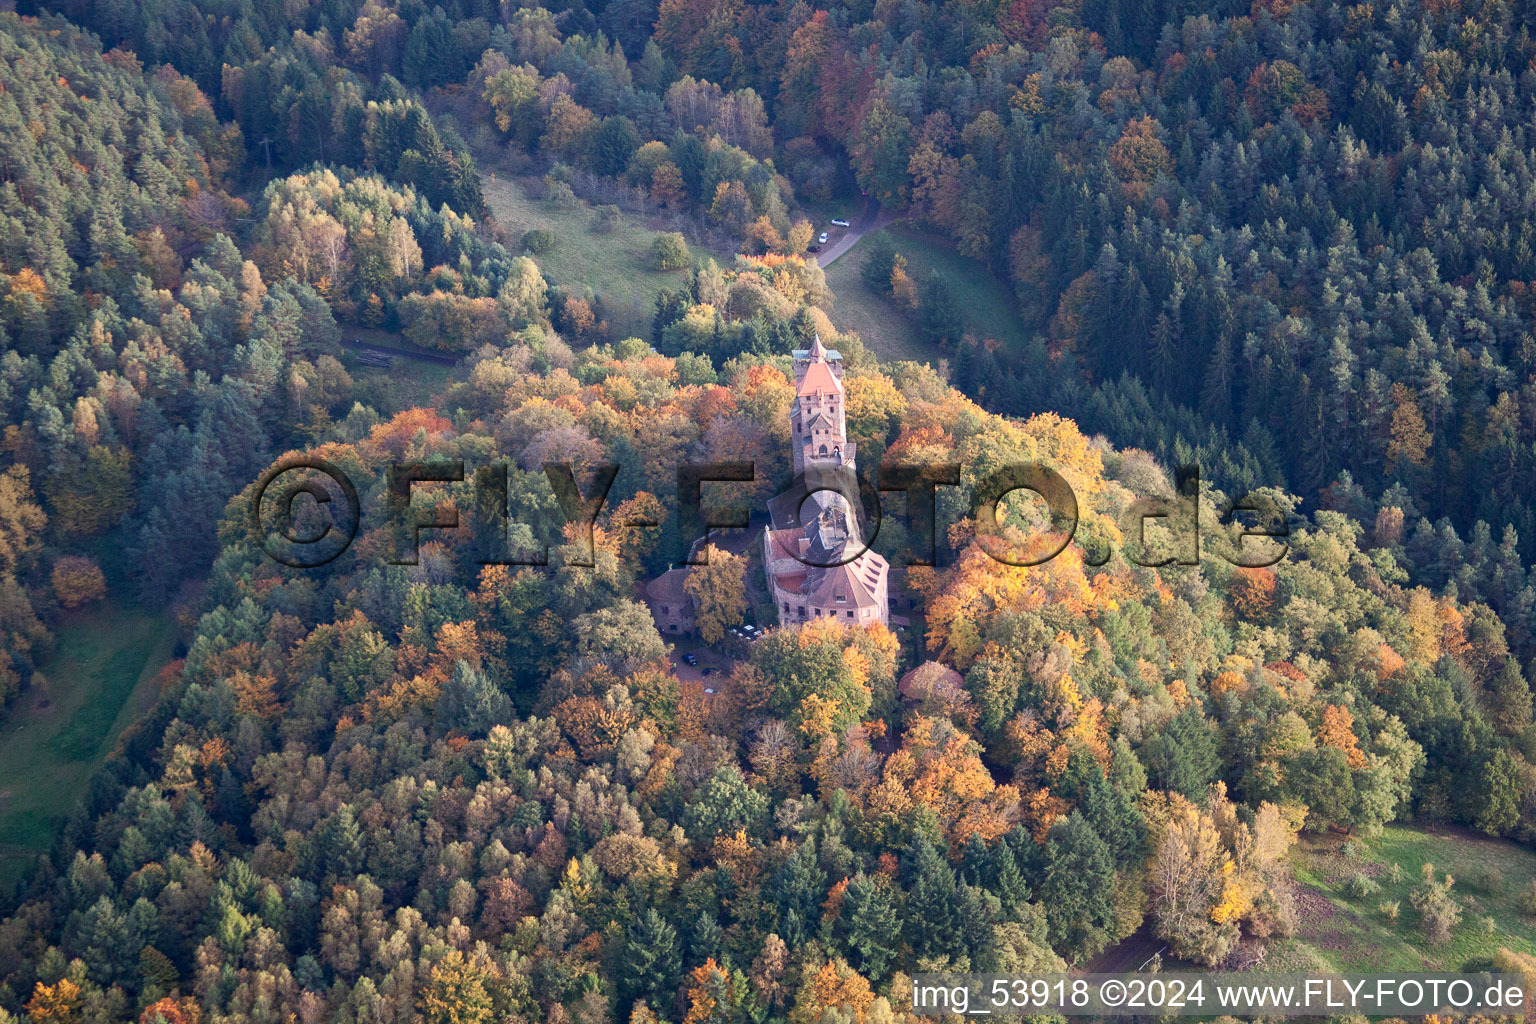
left=1083, top=923, right=1169, bottom=973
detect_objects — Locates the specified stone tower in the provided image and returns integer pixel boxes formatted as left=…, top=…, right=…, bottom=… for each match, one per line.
left=763, top=335, right=890, bottom=628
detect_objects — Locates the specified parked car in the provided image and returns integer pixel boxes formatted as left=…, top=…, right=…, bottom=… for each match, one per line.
left=806, top=244, right=821, bottom=253
left=831, top=218, right=850, bottom=227
left=818, top=231, right=829, bottom=244
left=682, top=653, right=698, bottom=665
left=701, top=667, right=715, bottom=677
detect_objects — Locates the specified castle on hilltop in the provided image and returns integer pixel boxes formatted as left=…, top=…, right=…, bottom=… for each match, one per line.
left=762, top=336, right=890, bottom=627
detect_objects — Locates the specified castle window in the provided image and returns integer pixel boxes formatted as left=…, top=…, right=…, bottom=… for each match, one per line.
left=797, top=605, right=806, bottom=617
left=835, top=593, right=846, bottom=603
left=846, top=610, right=854, bottom=618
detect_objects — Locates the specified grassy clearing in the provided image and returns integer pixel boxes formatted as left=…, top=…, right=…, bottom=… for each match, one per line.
left=824, top=225, right=1034, bottom=366
left=481, top=174, right=729, bottom=342
left=338, top=329, right=459, bottom=414
left=822, top=235, right=929, bottom=364
left=0, top=605, right=174, bottom=890
left=349, top=360, right=458, bottom=415
left=1269, top=824, right=1536, bottom=972
left=482, top=174, right=1028, bottom=370
left=885, top=226, right=1034, bottom=352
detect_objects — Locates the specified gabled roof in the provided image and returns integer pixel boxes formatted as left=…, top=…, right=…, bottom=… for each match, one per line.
left=764, top=508, right=887, bottom=611
left=804, top=511, right=848, bottom=566
left=803, top=408, right=835, bottom=430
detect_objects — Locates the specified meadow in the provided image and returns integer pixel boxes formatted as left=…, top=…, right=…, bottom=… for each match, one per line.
left=824, top=226, right=1035, bottom=365
left=0, top=606, right=174, bottom=891
left=1268, top=825, right=1536, bottom=972
left=480, top=174, right=730, bottom=342
left=480, top=173, right=1029, bottom=373
left=821, top=234, right=929, bottom=363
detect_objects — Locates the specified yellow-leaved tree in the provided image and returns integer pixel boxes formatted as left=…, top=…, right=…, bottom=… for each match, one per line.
left=416, top=949, right=497, bottom=1024
left=1145, top=784, right=1301, bottom=965
left=684, top=544, right=747, bottom=644
left=50, top=555, right=106, bottom=608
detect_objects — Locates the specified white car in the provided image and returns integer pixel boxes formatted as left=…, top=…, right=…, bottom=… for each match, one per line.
left=818, top=232, right=829, bottom=244
left=831, top=218, right=850, bottom=227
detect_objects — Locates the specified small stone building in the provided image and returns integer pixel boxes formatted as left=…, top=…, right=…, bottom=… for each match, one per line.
left=644, top=567, right=696, bottom=636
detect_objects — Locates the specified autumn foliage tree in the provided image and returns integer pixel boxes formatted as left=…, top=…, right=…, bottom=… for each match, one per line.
left=1145, top=785, right=1300, bottom=965
left=684, top=544, right=748, bottom=644
left=50, top=556, right=106, bottom=609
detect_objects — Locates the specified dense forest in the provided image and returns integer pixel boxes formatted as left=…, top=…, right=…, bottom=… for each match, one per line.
left=41, top=0, right=1536, bottom=660
left=1, top=0, right=1536, bottom=1020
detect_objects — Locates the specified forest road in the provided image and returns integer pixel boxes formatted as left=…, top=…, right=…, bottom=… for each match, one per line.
left=817, top=196, right=889, bottom=267
left=344, top=338, right=461, bottom=366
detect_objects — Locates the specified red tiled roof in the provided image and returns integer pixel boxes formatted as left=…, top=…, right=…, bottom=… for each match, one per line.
left=797, top=359, right=841, bottom=396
